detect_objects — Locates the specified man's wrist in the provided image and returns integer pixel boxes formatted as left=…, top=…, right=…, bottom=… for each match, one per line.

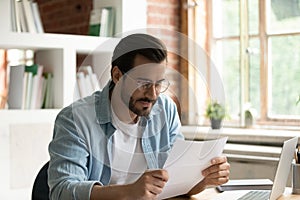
left=90, top=183, right=132, bottom=200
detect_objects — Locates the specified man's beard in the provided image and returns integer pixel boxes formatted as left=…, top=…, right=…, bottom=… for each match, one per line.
left=128, top=97, right=157, bottom=116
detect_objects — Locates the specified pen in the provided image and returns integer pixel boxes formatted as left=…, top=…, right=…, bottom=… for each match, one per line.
left=295, top=149, right=298, bottom=164
left=297, top=146, right=300, bottom=164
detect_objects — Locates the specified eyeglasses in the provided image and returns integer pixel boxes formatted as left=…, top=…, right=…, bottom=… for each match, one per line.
left=135, top=78, right=170, bottom=93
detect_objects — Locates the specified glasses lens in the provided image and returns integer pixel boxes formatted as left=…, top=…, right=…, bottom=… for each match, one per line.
left=158, top=80, right=169, bottom=93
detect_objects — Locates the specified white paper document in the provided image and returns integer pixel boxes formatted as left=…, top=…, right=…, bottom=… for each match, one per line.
left=157, top=137, right=228, bottom=199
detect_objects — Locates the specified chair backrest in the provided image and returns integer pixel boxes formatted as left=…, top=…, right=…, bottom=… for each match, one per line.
left=32, top=161, right=50, bottom=200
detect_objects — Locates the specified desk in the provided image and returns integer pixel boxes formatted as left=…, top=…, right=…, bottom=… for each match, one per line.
left=169, top=187, right=299, bottom=200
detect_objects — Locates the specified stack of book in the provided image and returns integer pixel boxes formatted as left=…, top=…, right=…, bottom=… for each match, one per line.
left=11, top=0, right=44, bottom=33
left=7, top=63, right=53, bottom=109
left=88, top=7, right=115, bottom=37
left=75, top=66, right=100, bottom=100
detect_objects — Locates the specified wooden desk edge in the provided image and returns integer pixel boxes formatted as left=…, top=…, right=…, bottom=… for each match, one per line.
left=169, top=187, right=300, bottom=200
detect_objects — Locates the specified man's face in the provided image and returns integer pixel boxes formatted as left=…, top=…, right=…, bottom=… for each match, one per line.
left=121, top=55, right=167, bottom=117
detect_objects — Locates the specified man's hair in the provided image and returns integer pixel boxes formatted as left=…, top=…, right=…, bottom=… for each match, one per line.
left=111, top=33, right=168, bottom=76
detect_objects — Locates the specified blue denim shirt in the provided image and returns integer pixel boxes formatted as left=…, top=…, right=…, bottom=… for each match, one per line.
left=48, top=81, right=184, bottom=200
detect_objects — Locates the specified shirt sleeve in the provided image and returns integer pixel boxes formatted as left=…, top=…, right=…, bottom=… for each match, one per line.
left=48, top=107, right=101, bottom=200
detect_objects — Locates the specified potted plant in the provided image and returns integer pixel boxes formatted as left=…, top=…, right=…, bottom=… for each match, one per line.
left=243, top=102, right=257, bottom=128
left=205, top=100, right=226, bottom=129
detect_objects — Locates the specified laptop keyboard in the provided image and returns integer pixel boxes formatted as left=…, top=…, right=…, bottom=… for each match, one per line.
left=237, top=190, right=271, bottom=200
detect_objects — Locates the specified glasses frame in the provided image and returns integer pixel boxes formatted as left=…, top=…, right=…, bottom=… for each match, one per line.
left=123, top=73, right=170, bottom=93
left=135, top=78, right=170, bottom=93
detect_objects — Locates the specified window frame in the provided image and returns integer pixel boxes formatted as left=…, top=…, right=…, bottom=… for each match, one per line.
left=186, top=0, right=300, bottom=128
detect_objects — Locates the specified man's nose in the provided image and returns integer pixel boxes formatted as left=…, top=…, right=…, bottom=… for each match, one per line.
left=145, top=84, right=158, bottom=99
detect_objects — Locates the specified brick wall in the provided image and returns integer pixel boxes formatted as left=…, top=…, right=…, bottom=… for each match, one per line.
left=36, top=0, right=92, bottom=35
left=147, top=0, right=180, bottom=70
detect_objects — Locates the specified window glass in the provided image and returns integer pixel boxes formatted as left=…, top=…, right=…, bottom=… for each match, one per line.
left=215, top=40, right=240, bottom=117
left=269, top=35, right=300, bottom=116
left=268, top=0, right=300, bottom=33
left=249, top=38, right=260, bottom=116
left=212, top=0, right=240, bottom=37
left=248, top=0, right=259, bottom=35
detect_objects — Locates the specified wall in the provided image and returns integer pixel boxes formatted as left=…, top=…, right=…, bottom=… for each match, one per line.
left=36, top=0, right=92, bottom=35
left=36, top=0, right=181, bottom=67
left=36, top=0, right=182, bottom=113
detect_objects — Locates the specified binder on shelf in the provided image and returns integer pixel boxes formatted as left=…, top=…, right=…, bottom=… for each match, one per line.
left=7, top=65, right=25, bottom=109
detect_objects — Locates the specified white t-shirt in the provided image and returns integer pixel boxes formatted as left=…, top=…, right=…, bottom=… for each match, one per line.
left=109, top=106, right=147, bottom=185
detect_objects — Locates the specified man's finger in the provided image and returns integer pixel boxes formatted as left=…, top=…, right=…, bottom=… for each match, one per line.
left=211, top=156, right=227, bottom=165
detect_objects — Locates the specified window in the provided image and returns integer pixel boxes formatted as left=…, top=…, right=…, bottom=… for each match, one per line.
left=188, top=0, right=300, bottom=127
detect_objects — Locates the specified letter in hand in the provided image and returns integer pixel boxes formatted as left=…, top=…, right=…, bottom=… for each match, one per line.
left=201, top=156, right=230, bottom=187
left=187, top=156, right=230, bottom=196
left=128, top=169, right=169, bottom=199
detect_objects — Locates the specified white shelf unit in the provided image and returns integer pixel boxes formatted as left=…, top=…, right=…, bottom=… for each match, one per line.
left=94, top=0, right=147, bottom=36
left=0, top=0, right=147, bottom=198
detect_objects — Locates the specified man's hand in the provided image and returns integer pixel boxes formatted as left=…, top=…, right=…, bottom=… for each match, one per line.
left=186, top=155, right=230, bottom=196
left=127, top=169, right=169, bottom=200
left=91, top=169, right=168, bottom=200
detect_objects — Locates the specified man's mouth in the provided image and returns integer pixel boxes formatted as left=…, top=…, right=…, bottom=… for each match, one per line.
left=137, top=99, right=155, bottom=107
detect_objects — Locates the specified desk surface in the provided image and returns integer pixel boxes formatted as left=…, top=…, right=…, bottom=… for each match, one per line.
left=170, top=187, right=299, bottom=200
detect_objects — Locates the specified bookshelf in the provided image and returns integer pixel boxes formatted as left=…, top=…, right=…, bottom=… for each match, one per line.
left=0, top=0, right=146, bottom=198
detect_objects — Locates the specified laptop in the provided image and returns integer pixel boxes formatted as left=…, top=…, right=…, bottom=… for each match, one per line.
left=214, top=136, right=298, bottom=200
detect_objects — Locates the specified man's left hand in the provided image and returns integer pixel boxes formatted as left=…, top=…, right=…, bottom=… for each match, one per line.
left=186, top=155, right=230, bottom=196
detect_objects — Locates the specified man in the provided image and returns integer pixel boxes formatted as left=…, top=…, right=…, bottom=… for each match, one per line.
left=48, top=33, right=230, bottom=199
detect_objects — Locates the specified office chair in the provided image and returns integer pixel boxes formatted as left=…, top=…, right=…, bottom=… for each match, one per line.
left=32, top=161, right=50, bottom=200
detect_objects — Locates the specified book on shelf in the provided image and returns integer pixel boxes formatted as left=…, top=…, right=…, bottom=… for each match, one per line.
left=16, top=0, right=29, bottom=32
left=11, top=0, right=44, bottom=33
left=22, top=0, right=37, bottom=33
left=43, top=72, right=53, bottom=109
left=23, top=71, right=33, bottom=109
left=30, top=65, right=43, bottom=109
left=7, top=63, right=53, bottom=110
left=99, top=7, right=115, bottom=37
left=31, top=1, right=44, bottom=33
left=76, top=66, right=100, bottom=99
left=88, top=7, right=115, bottom=37
left=0, top=50, right=8, bottom=109
left=10, top=0, right=18, bottom=32
left=88, top=8, right=102, bottom=36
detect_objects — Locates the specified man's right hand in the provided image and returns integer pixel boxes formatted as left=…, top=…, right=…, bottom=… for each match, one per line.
left=90, top=169, right=168, bottom=200
left=127, top=169, right=169, bottom=199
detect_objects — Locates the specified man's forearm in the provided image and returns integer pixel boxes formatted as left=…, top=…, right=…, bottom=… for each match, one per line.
left=90, top=184, right=131, bottom=200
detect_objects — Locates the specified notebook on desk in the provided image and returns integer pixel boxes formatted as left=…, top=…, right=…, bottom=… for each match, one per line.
left=214, top=136, right=298, bottom=200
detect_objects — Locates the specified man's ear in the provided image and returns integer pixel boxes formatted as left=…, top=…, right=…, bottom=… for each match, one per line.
left=111, top=66, right=123, bottom=84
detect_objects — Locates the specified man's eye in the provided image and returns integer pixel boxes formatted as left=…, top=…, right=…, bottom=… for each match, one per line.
left=144, top=83, right=152, bottom=88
